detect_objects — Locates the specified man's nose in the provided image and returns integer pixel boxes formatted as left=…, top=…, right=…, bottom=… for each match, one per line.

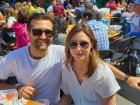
left=39, top=32, right=46, bottom=39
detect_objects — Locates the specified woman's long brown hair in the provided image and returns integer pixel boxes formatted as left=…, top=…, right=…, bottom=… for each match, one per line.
left=65, top=23, right=103, bottom=78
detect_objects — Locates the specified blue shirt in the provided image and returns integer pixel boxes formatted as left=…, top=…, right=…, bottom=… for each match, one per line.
left=87, top=20, right=109, bottom=51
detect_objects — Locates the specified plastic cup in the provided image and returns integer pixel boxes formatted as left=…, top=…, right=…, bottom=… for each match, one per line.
left=36, top=99, right=50, bottom=105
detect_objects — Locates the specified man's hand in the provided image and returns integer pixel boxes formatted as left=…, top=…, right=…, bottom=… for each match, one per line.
left=17, top=85, right=37, bottom=99
left=127, top=76, right=140, bottom=92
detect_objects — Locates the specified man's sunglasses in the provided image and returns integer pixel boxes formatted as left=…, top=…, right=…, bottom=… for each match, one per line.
left=31, top=28, right=53, bottom=37
left=69, top=41, right=89, bottom=49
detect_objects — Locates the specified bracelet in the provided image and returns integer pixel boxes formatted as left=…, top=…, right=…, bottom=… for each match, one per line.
left=124, top=74, right=130, bottom=82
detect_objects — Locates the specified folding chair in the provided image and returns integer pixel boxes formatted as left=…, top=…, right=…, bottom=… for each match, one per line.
left=99, top=50, right=113, bottom=62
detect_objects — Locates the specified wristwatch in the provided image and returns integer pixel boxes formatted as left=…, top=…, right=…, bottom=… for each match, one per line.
left=124, top=74, right=130, bottom=82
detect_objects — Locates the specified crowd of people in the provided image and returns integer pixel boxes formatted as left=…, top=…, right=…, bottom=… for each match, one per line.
left=0, top=0, right=140, bottom=105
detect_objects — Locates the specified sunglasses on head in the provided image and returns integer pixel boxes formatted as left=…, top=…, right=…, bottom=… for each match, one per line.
left=31, top=28, right=53, bottom=37
left=69, top=41, right=89, bottom=49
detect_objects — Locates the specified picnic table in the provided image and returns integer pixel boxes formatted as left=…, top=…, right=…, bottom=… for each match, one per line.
left=108, top=32, right=120, bottom=39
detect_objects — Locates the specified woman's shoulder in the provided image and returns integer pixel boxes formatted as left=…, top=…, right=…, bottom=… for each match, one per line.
left=95, top=63, right=112, bottom=75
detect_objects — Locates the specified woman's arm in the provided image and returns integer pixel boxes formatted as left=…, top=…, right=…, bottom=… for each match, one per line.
left=57, top=94, right=72, bottom=105
left=102, top=94, right=116, bottom=105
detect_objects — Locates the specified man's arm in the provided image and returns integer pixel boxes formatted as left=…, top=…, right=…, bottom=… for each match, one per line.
left=57, top=94, right=72, bottom=105
left=0, top=79, right=37, bottom=99
left=108, top=64, right=140, bottom=92
left=0, top=79, right=17, bottom=90
left=108, top=64, right=125, bottom=80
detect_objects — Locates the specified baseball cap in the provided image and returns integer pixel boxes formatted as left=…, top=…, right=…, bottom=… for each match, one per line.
left=133, top=0, right=140, bottom=5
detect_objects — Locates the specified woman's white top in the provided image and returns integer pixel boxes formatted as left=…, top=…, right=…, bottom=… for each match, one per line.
left=61, top=63, right=120, bottom=105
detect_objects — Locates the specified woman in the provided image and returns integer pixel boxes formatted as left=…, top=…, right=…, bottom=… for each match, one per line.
left=53, top=0, right=66, bottom=17
left=58, top=23, right=120, bottom=105
left=12, top=8, right=30, bottom=49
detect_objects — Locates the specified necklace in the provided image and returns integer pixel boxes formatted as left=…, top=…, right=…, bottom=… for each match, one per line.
left=72, top=63, right=88, bottom=84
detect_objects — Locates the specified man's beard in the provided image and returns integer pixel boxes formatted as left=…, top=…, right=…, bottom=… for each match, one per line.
left=33, top=40, right=51, bottom=51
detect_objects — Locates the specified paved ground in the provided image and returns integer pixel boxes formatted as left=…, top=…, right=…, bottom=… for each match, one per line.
left=0, top=54, right=137, bottom=105
left=117, top=94, right=136, bottom=105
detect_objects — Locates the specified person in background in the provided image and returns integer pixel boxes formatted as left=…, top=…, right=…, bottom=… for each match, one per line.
left=53, top=0, right=66, bottom=17
left=26, top=1, right=36, bottom=14
left=4, top=7, right=16, bottom=28
left=12, top=8, right=30, bottom=49
left=2, top=7, right=16, bottom=49
left=63, top=0, right=72, bottom=9
left=15, top=2, right=24, bottom=14
left=105, top=0, right=118, bottom=11
left=9, top=0, right=15, bottom=8
left=57, top=23, right=120, bottom=105
left=47, top=1, right=56, bottom=13
left=53, top=16, right=68, bottom=45
left=74, top=1, right=85, bottom=22
left=82, top=9, right=109, bottom=51
left=128, top=0, right=140, bottom=49
left=0, top=12, right=5, bottom=52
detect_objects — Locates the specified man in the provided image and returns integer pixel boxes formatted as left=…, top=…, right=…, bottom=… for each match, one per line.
left=128, top=0, right=140, bottom=49
left=74, top=1, right=85, bottom=22
left=82, top=9, right=109, bottom=51
left=0, top=13, right=140, bottom=105
left=0, top=13, right=65, bottom=105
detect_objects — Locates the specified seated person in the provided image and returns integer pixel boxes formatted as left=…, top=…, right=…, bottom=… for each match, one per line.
left=128, top=0, right=140, bottom=49
left=105, top=0, right=118, bottom=10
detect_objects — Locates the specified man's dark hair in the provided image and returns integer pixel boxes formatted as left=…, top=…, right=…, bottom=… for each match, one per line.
left=27, top=13, right=54, bottom=31
left=83, top=9, right=101, bottom=21
left=83, top=9, right=94, bottom=20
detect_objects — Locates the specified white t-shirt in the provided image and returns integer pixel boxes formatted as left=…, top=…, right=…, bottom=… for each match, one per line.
left=0, top=45, right=65, bottom=105
left=61, top=63, right=120, bottom=105
left=130, top=16, right=140, bottom=49
left=131, top=16, right=140, bottom=32
left=7, top=16, right=16, bottom=25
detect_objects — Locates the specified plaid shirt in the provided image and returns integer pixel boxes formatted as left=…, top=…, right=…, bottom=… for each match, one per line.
left=87, top=20, right=109, bottom=51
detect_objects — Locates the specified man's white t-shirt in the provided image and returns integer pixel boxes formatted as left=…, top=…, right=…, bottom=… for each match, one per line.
left=0, top=45, right=65, bottom=105
left=61, top=63, right=120, bottom=105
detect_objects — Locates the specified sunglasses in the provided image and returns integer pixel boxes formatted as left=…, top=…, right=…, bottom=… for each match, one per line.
left=31, top=28, right=53, bottom=37
left=69, top=41, right=89, bottom=49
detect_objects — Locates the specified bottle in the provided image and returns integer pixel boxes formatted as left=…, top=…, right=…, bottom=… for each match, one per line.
left=136, top=63, right=140, bottom=77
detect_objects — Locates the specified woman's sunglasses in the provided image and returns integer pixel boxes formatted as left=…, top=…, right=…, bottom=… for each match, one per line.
left=69, top=41, right=89, bottom=49
left=31, top=28, right=53, bottom=37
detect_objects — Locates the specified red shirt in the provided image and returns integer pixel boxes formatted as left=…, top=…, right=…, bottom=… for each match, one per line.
left=53, top=4, right=66, bottom=17
left=106, top=3, right=118, bottom=10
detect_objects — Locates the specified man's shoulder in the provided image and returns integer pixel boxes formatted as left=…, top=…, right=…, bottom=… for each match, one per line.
left=87, top=20, right=107, bottom=29
left=2, top=46, right=28, bottom=62
left=87, top=20, right=105, bottom=25
left=8, top=46, right=28, bottom=57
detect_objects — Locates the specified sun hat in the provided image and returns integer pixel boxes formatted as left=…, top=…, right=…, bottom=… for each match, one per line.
left=133, top=0, right=140, bottom=5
